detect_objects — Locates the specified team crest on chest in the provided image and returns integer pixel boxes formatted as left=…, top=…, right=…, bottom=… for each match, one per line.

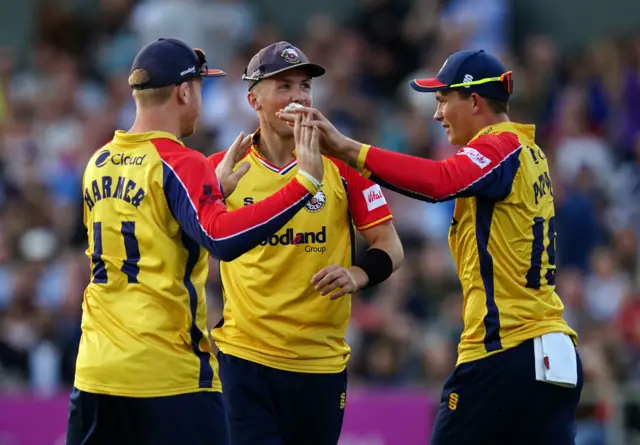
left=305, top=190, right=326, bottom=213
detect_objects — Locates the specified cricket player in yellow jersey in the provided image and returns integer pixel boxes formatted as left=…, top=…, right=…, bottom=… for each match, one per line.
left=279, top=50, right=584, bottom=445
left=66, top=38, right=325, bottom=445
left=208, top=42, right=403, bottom=445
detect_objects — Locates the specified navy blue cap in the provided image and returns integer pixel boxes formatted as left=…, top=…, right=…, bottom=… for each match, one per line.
left=130, top=38, right=225, bottom=90
left=410, top=50, right=513, bottom=101
left=242, top=41, right=326, bottom=90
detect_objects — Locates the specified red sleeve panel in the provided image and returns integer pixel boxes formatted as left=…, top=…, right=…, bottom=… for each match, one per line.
left=207, top=150, right=227, bottom=170
left=364, top=132, right=523, bottom=202
left=331, top=158, right=393, bottom=230
left=154, top=139, right=314, bottom=262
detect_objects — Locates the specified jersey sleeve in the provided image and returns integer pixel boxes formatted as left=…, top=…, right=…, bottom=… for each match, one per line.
left=207, top=150, right=226, bottom=169
left=332, top=158, right=393, bottom=231
left=157, top=146, right=317, bottom=262
left=360, top=133, right=523, bottom=202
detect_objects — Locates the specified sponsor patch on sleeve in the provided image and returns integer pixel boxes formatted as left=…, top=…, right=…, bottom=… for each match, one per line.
left=460, top=146, right=492, bottom=169
left=363, top=184, right=387, bottom=211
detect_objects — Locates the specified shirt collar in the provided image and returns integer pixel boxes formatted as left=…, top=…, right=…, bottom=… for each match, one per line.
left=470, top=121, right=536, bottom=144
left=113, top=130, right=185, bottom=146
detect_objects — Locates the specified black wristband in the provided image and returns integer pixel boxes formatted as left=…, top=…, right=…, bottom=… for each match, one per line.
left=356, top=248, right=393, bottom=288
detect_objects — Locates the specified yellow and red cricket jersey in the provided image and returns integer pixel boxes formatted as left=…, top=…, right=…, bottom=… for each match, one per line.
left=75, top=130, right=319, bottom=397
left=359, top=122, right=577, bottom=365
left=208, top=131, right=393, bottom=373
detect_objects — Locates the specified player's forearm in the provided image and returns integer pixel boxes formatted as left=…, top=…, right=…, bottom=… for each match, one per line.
left=356, top=145, right=464, bottom=202
left=348, top=243, right=402, bottom=289
left=352, top=223, right=404, bottom=289
left=200, top=174, right=318, bottom=261
left=372, top=236, right=404, bottom=272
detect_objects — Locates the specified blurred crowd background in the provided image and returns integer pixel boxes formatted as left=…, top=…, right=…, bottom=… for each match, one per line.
left=1, top=0, right=640, bottom=443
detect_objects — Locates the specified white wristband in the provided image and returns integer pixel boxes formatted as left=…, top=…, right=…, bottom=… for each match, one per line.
left=298, top=169, right=322, bottom=190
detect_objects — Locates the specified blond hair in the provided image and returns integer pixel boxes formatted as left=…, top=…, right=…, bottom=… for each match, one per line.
left=128, top=69, right=174, bottom=106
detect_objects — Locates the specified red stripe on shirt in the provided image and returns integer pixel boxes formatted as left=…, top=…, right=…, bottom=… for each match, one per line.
left=154, top=138, right=313, bottom=261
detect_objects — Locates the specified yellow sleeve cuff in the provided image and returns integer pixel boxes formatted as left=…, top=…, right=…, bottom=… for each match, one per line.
left=295, top=172, right=321, bottom=195
left=356, top=214, right=393, bottom=231
left=357, top=144, right=371, bottom=172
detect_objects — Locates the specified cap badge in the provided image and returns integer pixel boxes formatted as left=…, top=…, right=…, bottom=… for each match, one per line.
left=281, top=48, right=301, bottom=65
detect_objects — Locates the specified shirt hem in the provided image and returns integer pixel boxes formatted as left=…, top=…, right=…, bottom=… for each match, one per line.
left=73, top=380, right=222, bottom=397
left=219, top=345, right=348, bottom=374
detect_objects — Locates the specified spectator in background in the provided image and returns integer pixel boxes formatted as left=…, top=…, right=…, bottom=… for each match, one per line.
left=553, top=86, right=616, bottom=196
left=611, top=135, right=640, bottom=272
left=131, top=0, right=254, bottom=67
left=616, top=36, right=640, bottom=160
left=439, top=0, right=510, bottom=56
left=351, top=0, right=422, bottom=98
left=583, top=247, right=631, bottom=323
left=555, top=168, right=606, bottom=272
left=200, top=50, right=258, bottom=150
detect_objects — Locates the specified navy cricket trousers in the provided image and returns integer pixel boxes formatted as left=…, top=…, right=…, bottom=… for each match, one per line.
left=217, top=351, right=347, bottom=445
left=430, top=338, right=584, bottom=445
left=66, top=387, right=230, bottom=445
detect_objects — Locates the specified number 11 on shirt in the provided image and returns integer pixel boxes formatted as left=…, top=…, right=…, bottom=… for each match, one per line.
left=92, top=221, right=141, bottom=284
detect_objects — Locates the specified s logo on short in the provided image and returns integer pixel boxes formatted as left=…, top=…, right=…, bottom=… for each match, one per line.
left=305, top=190, right=326, bottom=213
left=448, top=392, right=459, bottom=410
left=95, top=150, right=110, bottom=168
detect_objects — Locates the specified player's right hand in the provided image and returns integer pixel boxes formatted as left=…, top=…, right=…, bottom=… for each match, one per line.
left=278, top=106, right=350, bottom=160
left=215, top=133, right=252, bottom=198
left=295, top=113, right=324, bottom=183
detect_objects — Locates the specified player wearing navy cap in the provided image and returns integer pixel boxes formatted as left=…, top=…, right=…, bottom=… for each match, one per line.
left=66, top=37, right=325, bottom=445
left=209, top=41, right=402, bottom=445
left=278, top=49, right=583, bottom=445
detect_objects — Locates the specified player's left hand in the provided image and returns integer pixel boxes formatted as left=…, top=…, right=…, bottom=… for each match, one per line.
left=215, top=133, right=252, bottom=198
left=311, top=265, right=369, bottom=300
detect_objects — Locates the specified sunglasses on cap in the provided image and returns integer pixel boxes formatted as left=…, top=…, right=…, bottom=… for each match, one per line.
left=449, top=71, right=513, bottom=94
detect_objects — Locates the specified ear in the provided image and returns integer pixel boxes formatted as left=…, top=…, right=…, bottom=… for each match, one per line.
left=247, top=91, right=261, bottom=111
left=177, top=82, right=190, bottom=105
left=470, top=93, right=480, bottom=113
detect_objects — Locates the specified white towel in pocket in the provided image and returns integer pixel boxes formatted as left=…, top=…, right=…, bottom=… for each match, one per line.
left=533, top=332, right=578, bottom=388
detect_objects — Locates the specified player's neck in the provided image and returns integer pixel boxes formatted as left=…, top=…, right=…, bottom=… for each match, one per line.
left=470, top=113, right=510, bottom=139
left=257, top=127, right=296, bottom=168
left=129, top=109, right=182, bottom=139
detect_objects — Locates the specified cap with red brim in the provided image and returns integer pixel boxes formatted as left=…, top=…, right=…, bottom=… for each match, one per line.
left=407, top=49, right=513, bottom=102
left=410, top=78, right=450, bottom=92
